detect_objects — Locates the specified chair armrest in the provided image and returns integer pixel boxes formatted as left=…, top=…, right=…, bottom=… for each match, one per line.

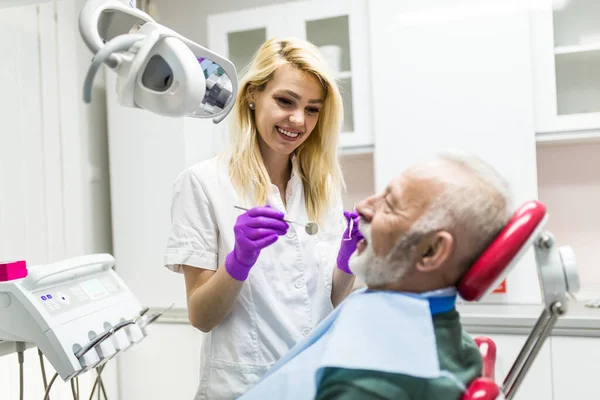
left=462, top=378, right=500, bottom=400
left=474, top=336, right=497, bottom=379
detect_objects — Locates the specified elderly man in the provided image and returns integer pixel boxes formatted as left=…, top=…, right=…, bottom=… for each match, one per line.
left=239, top=150, right=513, bottom=400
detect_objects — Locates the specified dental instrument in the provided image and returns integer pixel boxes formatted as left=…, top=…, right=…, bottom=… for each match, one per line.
left=343, top=203, right=356, bottom=241
left=234, top=206, right=320, bottom=236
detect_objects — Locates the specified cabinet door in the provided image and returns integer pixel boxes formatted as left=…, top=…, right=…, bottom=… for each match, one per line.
left=551, top=336, right=600, bottom=399
left=469, top=333, right=553, bottom=400
left=118, top=323, right=205, bottom=400
left=208, top=1, right=373, bottom=150
left=289, top=0, right=372, bottom=149
left=531, top=0, right=600, bottom=133
left=207, top=5, right=292, bottom=151
left=369, top=4, right=541, bottom=303
left=208, top=5, right=292, bottom=75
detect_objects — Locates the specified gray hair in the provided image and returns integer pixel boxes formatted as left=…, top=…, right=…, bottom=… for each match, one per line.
left=400, top=150, right=513, bottom=270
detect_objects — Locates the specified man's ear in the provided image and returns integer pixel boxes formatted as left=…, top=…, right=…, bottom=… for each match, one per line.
left=415, top=231, right=454, bottom=272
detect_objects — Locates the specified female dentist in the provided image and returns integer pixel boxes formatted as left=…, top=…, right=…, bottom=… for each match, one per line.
left=164, top=37, right=362, bottom=400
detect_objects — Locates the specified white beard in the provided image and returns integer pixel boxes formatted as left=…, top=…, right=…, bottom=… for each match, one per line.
left=349, top=225, right=417, bottom=287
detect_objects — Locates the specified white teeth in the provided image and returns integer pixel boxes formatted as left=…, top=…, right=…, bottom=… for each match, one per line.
left=277, top=126, right=300, bottom=138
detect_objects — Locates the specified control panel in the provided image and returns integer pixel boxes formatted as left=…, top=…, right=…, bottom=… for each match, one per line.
left=33, top=274, right=123, bottom=316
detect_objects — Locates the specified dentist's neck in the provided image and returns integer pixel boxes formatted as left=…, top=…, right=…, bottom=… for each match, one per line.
left=258, top=137, right=292, bottom=187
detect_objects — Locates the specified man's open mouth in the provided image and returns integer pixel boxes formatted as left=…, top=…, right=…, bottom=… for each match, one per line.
left=356, top=238, right=367, bottom=255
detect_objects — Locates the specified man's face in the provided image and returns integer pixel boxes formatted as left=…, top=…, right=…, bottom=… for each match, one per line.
left=349, top=168, right=444, bottom=287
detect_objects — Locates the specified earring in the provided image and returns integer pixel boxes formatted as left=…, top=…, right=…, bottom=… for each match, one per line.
left=249, top=102, right=255, bottom=110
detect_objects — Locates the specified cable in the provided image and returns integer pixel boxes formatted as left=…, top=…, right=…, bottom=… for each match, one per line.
left=43, top=373, right=60, bottom=400
left=88, top=364, right=105, bottom=400
left=71, top=377, right=79, bottom=400
left=14, top=342, right=27, bottom=400
left=38, top=348, right=49, bottom=398
left=82, top=33, right=146, bottom=103
left=17, top=350, right=24, bottom=400
left=98, top=369, right=108, bottom=400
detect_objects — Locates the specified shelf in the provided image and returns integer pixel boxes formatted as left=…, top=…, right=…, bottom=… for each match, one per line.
left=336, top=70, right=352, bottom=79
left=536, top=128, right=600, bottom=146
left=339, top=144, right=374, bottom=156
left=555, top=43, right=600, bottom=55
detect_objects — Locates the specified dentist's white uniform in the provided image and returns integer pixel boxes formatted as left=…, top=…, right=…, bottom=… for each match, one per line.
left=164, top=154, right=345, bottom=399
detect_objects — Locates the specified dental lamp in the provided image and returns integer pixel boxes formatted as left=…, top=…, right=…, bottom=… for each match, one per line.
left=79, top=0, right=238, bottom=122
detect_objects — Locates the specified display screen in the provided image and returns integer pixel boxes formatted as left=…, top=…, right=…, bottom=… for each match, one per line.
left=79, top=279, right=108, bottom=300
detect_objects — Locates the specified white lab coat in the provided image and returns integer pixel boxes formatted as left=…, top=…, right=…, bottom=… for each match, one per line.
left=164, top=154, right=345, bottom=400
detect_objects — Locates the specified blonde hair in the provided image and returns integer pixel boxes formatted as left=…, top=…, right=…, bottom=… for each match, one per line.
left=228, top=37, right=345, bottom=223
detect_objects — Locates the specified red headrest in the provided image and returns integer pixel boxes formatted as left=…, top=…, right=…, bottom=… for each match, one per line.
left=457, top=200, right=547, bottom=302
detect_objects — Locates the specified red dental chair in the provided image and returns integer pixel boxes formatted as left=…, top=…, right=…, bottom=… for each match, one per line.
left=457, top=200, right=580, bottom=400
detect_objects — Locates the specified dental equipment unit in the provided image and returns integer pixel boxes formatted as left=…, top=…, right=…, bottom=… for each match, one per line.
left=0, top=254, right=170, bottom=399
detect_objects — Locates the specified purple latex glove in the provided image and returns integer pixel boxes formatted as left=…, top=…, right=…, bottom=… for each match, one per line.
left=225, top=205, right=289, bottom=281
left=336, top=210, right=364, bottom=274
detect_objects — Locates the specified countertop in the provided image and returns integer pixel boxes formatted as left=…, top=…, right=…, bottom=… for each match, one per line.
left=3, top=301, right=600, bottom=358
left=455, top=301, right=600, bottom=337
left=149, top=301, right=600, bottom=337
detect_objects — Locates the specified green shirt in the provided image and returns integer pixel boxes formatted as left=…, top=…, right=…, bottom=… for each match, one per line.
left=315, top=309, right=482, bottom=400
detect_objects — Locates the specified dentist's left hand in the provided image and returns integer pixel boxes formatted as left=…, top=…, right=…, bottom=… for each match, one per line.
left=336, top=211, right=363, bottom=274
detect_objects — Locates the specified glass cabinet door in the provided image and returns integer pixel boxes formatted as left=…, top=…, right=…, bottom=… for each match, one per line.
left=226, top=27, right=267, bottom=75
left=293, top=0, right=372, bottom=149
left=306, top=15, right=354, bottom=134
left=532, top=0, right=600, bottom=134
left=553, top=0, right=600, bottom=117
left=208, top=4, right=290, bottom=78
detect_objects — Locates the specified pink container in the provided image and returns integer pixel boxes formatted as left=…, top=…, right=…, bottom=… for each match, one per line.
left=0, top=260, right=28, bottom=281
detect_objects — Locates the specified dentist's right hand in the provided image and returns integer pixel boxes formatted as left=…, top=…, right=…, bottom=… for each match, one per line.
left=225, top=205, right=289, bottom=281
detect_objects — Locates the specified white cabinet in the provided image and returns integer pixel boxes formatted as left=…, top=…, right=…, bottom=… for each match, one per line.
left=469, top=333, right=554, bottom=400
left=551, top=336, right=600, bottom=399
left=368, top=2, right=542, bottom=304
left=117, top=323, right=204, bottom=400
left=531, top=0, right=600, bottom=136
left=207, top=0, right=372, bottom=150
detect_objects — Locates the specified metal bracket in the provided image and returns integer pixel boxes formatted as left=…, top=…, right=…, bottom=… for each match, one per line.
left=500, top=229, right=579, bottom=399
left=501, top=302, right=565, bottom=399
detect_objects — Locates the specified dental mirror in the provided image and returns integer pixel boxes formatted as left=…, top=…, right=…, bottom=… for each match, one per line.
left=234, top=206, right=319, bottom=236
left=343, top=203, right=357, bottom=241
